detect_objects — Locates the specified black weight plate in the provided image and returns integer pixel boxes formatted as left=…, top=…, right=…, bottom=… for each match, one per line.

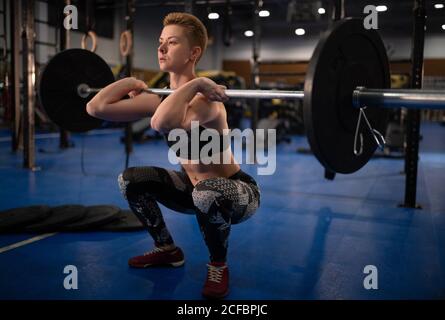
left=38, top=49, right=115, bottom=132
left=99, top=209, right=144, bottom=232
left=304, top=18, right=390, bottom=174
left=61, top=205, right=121, bottom=231
left=25, top=205, right=87, bottom=233
left=0, top=205, right=51, bottom=233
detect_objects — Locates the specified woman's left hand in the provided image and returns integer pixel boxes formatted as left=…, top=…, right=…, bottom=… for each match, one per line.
left=195, top=77, right=229, bottom=102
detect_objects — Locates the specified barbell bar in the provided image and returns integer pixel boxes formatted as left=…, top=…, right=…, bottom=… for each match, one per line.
left=353, top=87, right=445, bottom=110
left=76, top=83, right=306, bottom=100
left=37, top=18, right=445, bottom=175
left=77, top=83, right=445, bottom=110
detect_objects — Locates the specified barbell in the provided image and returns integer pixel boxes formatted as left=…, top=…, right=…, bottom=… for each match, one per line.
left=76, top=84, right=444, bottom=109
left=76, top=83, right=306, bottom=99
left=38, top=18, right=445, bottom=175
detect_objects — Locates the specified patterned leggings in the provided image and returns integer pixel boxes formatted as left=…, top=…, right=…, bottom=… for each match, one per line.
left=118, top=166, right=260, bottom=262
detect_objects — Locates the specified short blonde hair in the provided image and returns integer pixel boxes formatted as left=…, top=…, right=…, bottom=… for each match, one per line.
left=163, top=12, right=208, bottom=63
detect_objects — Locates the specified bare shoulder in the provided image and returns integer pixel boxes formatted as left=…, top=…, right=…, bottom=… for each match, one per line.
left=194, top=94, right=226, bottom=113
left=194, top=95, right=228, bottom=131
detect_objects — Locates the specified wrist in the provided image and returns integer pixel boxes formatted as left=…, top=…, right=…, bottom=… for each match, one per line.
left=192, top=77, right=204, bottom=92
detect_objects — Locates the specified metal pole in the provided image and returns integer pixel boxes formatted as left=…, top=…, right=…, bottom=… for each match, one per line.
left=403, top=0, right=425, bottom=208
left=22, top=0, right=37, bottom=170
left=79, top=84, right=305, bottom=100
left=82, top=84, right=445, bottom=107
left=184, top=0, right=195, bottom=13
left=10, top=0, right=21, bottom=152
left=353, top=88, right=445, bottom=110
left=61, top=0, right=71, bottom=49
left=251, top=0, right=261, bottom=133
left=59, top=0, right=71, bottom=149
left=332, top=0, right=345, bottom=21
left=85, top=0, right=94, bottom=32
left=123, top=0, right=135, bottom=169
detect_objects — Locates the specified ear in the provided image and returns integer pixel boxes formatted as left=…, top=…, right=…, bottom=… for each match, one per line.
left=190, top=46, right=202, bottom=62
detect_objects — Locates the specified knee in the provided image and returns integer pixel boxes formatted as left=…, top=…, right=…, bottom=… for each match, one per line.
left=120, top=167, right=138, bottom=183
left=118, top=172, right=130, bottom=199
left=117, top=167, right=139, bottom=199
left=118, top=166, right=161, bottom=200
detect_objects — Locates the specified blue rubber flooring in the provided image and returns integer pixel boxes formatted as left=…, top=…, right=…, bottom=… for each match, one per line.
left=0, top=123, right=444, bottom=300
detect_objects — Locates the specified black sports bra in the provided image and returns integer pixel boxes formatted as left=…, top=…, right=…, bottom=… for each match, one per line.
left=159, top=88, right=229, bottom=160
left=164, top=124, right=229, bottom=160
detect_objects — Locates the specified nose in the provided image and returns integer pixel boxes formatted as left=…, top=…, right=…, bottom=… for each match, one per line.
left=158, top=42, right=167, bottom=54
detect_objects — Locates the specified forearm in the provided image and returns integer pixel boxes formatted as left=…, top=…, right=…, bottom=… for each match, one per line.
left=87, top=98, right=152, bottom=122
left=151, top=78, right=200, bottom=131
left=88, top=80, right=133, bottom=107
left=86, top=77, right=158, bottom=122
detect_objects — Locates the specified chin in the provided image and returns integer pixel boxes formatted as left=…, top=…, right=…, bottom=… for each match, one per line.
left=159, top=64, right=171, bottom=72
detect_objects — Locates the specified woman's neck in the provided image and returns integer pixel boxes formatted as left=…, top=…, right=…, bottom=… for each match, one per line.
left=169, top=70, right=196, bottom=89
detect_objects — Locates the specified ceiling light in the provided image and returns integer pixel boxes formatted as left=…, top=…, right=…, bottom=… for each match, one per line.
left=208, top=12, right=219, bottom=20
left=244, top=30, right=254, bottom=37
left=318, top=8, right=326, bottom=14
left=259, top=10, right=270, bottom=17
left=295, top=28, right=305, bottom=36
left=376, top=5, right=388, bottom=12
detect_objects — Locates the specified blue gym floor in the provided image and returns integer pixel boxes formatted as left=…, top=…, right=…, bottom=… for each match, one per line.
left=0, top=122, right=444, bottom=300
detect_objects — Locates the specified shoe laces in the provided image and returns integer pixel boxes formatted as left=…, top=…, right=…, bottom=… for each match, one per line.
left=207, top=264, right=226, bottom=283
left=144, top=247, right=164, bottom=256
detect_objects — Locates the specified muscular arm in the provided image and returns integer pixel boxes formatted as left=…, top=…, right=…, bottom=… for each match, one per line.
left=150, top=77, right=225, bottom=132
left=86, top=77, right=161, bottom=122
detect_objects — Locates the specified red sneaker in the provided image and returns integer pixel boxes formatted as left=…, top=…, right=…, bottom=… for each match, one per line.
left=128, top=246, right=185, bottom=268
left=202, top=262, right=229, bottom=299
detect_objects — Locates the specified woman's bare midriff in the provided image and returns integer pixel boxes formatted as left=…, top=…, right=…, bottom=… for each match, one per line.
left=181, top=154, right=241, bottom=186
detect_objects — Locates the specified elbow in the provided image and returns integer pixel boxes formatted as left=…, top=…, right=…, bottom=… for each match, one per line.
left=150, top=116, right=165, bottom=133
left=150, top=116, right=174, bottom=133
left=86, top=101, right=102, bottom=118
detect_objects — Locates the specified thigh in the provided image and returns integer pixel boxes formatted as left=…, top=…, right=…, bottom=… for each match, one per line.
left=192, top=176, right=260, bottom=224
left=121, top=166, right=196, bottom=214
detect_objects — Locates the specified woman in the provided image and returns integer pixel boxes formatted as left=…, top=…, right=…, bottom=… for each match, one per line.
left=87, top=12, right=260, bottom=299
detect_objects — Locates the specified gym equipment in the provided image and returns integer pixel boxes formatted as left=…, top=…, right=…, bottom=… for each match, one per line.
left=38, top=49, right=115, bottom=132
left=303, top=18, right=390, bottom=173
left=61, top=205, right=121, bottom=232
left=81, top=31, right=98, bottom=52
left=0, top=205, right=143, bottom=233
left=25, top=205, right=87, bottom=233
left=119, top=30, right=132, bottom=57
left=99, top=209, right=144, bottom=232
left=37, top=18, right=445, bottom=174
left=0, top=205, right=51, bottom=233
